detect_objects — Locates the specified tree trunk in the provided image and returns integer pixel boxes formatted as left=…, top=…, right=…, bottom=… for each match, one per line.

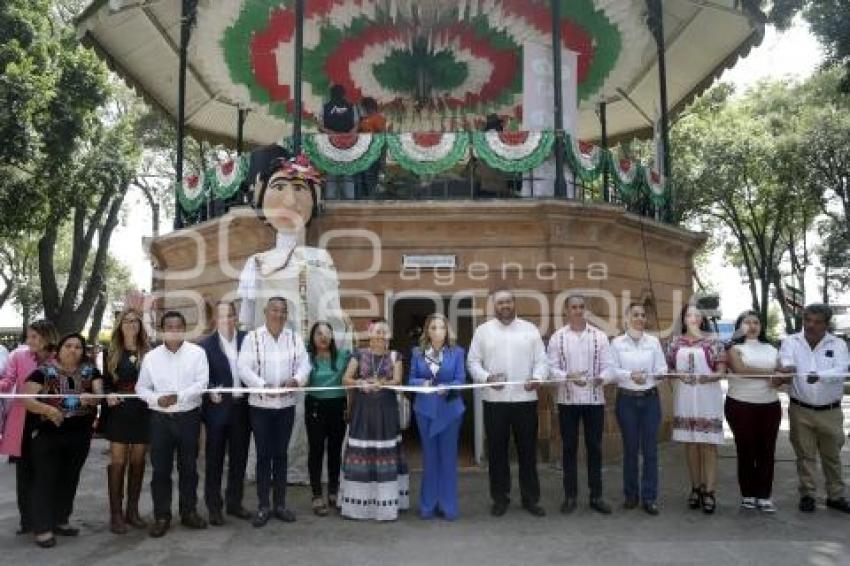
left=0, top=276, right=13, bottom=312
left=87, top=286, right=108, bottom=346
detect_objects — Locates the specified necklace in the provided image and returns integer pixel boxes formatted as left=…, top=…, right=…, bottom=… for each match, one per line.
left=370, top=350, right=388, bottom=380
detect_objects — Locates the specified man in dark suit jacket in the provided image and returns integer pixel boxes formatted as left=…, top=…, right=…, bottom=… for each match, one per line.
left=200, top=301, right=251, bottom=525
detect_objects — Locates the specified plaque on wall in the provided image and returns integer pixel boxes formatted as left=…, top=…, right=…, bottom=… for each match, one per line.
left=402, top=254, right=457, bottom=270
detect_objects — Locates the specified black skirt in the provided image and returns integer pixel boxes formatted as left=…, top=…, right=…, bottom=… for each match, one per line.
left=102, top=398, right=151, bottom=444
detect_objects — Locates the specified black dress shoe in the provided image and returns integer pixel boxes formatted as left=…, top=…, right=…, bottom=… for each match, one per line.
left=560, top=498, right=577, bottom=514
left=274, top=507, right=297, bottom=523
left=590, top=499, right=612, bottom=515
left=826, top=497, right=850, bottom=513
left=799, top=495, right=816, bottom=513
left=149, top=518, right=171, bottom=538
left=54, top=525, right=80, bottom=537
left=226, top=507, right=253, bottom=520
left=490, top=501, right=508, bottom=517
left=252, top=508, right=271, bottom=528
left=522, top=503, right=546, bottom=517
left=208, top=510, right=225, bottom=526
left=35, top=536, right=56, bottom=549
left=623, top=498, right=639, bottom=510
left=180, top=511, right=208, bottom=529
left=642, top=501, right=660, bottom=516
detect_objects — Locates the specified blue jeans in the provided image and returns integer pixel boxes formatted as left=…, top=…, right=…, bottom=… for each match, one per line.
left=615, top=391, right=661, bottom=503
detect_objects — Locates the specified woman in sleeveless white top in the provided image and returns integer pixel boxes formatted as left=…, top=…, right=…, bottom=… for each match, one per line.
left=725, top=311, right=782, bottom=513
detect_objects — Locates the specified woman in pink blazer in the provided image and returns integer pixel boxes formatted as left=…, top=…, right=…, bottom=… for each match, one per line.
left=0, top=320, right=58, bottom=535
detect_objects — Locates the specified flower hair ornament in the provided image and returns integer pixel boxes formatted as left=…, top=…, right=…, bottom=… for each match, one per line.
left=241, top=145, right=323, bottom=225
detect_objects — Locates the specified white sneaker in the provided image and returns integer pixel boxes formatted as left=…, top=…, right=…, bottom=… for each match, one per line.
left=757, top=499, right=776, bottom=513
left=740, top=497, right=757, bottom=509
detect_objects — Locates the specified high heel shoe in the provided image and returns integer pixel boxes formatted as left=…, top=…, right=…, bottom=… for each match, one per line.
left=688, top=486, right=701, bottom=510
left=701, top=489, right=716, bottom=514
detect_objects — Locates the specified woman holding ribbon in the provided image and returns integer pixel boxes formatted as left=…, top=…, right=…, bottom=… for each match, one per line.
left=0, top=319, right=58, bottom=537
left=23, top=333, right=103, bottom=548
left=408, top=313, right=466, bottom=520
left=610, top=303, right=668, bottom=515
left=305, top=321, right=350, bottom=516
left=339, top=318, right=409, bottom=521
left=724, top=310, right=782, bottom=513
left=102, top=307, right=152, bottom=533
left=667, top=305, right=727, bottom=514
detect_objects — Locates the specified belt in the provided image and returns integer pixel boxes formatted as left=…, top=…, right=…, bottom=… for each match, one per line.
left=617, top=387, right=658, bottom=398
left=790, top=398, right=841, bottom=411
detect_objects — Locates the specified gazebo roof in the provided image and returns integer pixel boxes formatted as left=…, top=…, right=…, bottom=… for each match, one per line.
left=76, top=0, right=764, bottom=146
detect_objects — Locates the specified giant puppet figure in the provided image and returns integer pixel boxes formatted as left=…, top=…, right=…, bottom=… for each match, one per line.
left=237, top=146, right=350, bottom=484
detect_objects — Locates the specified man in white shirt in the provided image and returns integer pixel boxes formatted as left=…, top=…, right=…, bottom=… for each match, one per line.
left=779, top=304, right=850, bottom=514
left=546, top=295, right=616, bottom=515
left=199, top=301, right=250, bottom=525
left=238, top=297, right=311, bottom=527
left=136, top=311, right=210, bottom=537
left=468, top=289, right=549, bottom=517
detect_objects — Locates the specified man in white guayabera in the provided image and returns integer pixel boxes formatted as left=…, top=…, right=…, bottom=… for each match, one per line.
left=237, top=146, right=350, bottom=487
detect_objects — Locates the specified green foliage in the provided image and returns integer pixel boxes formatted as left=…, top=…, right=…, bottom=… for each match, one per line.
left=766, top=1, right=850, bottom=91
left=0, top=0, right=141, bottom=334
left=671, top=76, right=826, bottom=331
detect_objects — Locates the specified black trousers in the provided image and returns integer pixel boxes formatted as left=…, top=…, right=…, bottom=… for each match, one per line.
left=725, top=397, right=781, bottom=499
left=305, top=396, right=347, bottom=498
left=203, top=398, right=251, bottom=513
left=250, top=405, right=295, bottom=510
left=559, top=404, right=604, bottom=500
left=14, top=440, right=33, bottom=532
left=29, top=427, right=91, bottom=534
left=150, top=409, right=201, bottom=520
left=483, top=401, right=540, bottom=506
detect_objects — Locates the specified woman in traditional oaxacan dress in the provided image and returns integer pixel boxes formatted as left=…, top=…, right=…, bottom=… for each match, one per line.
left=667, top=305, right=727, bottom=514
left=339, top=318, right=409, bottom=521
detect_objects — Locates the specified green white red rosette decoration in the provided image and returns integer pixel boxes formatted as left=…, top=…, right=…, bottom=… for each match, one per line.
left=193, top=0, right=649, bottom=126
left=303, top=133, right=385, bottom=176
left=472, top=130, right=554, bottom=172
left=178, top=172, right=207, bottom=213
left=211, top=155, right=249, bottom=199
left=387, top=132, right=470, bottom=175
left=564, top=135, right=606, bottom=182
left=606, top=150, right=643, bottom=196
left=177, top=156, right=251, bottom=214
left=644, top=167, right=666, bottom=205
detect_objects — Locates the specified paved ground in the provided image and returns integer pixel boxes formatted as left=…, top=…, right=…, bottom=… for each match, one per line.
left=2, top=395, right=850, bottom=566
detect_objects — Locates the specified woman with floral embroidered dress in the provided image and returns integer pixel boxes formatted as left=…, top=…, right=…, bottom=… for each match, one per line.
left=667, top=305, right=727, bottom=514
left=339, top=318, right=409, bottom=521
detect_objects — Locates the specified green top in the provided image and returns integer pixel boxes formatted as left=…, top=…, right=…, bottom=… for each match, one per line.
left=308, top=349, right=351, bottom=399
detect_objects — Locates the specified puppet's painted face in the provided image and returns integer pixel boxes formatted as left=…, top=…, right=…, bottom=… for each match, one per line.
left=261, top=170, right=314, bottom=233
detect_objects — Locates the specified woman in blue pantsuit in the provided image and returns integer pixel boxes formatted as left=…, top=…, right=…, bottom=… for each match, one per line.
left=408, top=313, right=466, bottom=520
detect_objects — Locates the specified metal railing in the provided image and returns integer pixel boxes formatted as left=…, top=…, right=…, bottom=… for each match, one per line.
left=179, top=159, right=664, bottom=227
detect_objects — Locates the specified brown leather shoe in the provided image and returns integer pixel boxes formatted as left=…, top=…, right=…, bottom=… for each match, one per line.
left=107, top=464, right=128, bottom=535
